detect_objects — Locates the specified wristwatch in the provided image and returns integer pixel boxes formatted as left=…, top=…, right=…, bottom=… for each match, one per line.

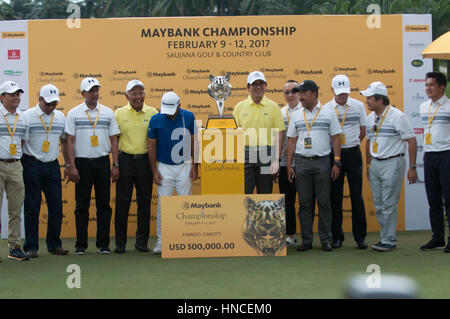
left=113, top=162, right=119, bottom=168
left=410, top=165, right=417, bottom=169
left=334, top=161, right=342, bottom=168
left=64, top=163, right=70, bottom=168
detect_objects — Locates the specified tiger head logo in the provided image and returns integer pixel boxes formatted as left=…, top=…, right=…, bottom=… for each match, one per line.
left=242, top=197, right=286, bottom=256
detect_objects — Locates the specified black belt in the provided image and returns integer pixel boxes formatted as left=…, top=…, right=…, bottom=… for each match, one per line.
left=0, top=158, right=19, bottom=163
left=341, top=146, right=360, bottom=152
left=298, top=154, right=328, bottom=160
left=120, top=152, right=147, bottom=159
left=373, top=153, right=404, bottom=161
left=76, top=155, right=109, bottom=161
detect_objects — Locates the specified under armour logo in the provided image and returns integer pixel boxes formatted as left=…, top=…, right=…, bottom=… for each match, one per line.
left=50, top=90, right=57, bottom=94
left=338, top=81, right=345, bottom=86
left=88, top=79, right=95, bottom=83
left=10, top=83, right=17, bottom=87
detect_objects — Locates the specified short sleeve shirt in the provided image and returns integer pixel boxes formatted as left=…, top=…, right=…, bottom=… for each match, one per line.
left=148, top=108, right=196, bottom=165
left=419, top=95, right=450, bottom=153
left=23, top=105, right=66, bottom=162
left=0, top=103, right=28, bottom=159
left=233, top=95, right=286, bottom=147
left=287, top=102, right=342, bottom=157
left=366, top=106, right=414, bottom=158
left=324, top=97, right=367, bottom=148
left=65, top=102, right=121, bottom=158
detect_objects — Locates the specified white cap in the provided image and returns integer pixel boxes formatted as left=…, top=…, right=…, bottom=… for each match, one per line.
left=40, top=84, right=60, bottom=103
left=126, top=79, right=145, bottom=93
left=360, top=81, right=388, bottom=97
left=0, top=81, right=24, bottom=94
left=247, top=71, right=266, bottom=85
left=332, top=74, right=350, bottom=95
left=80, top=77, right=101, bottom=92
left=161, top=91, right=180, bottom=115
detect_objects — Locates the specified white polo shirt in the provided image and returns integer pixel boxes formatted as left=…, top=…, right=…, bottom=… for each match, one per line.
left=419, top=95, right=450, bottom=153
left=280, top=103, right=301, bottom=166
left=0, top=102, right=28, bottom=159
left=287, top=102, right=342, bottom=157
left=65, top=102, right=120, bottom=158
left=366, top=105, right=414, bottom=159
left=324, top=97, right=367, bottom=148
left=23, top=105, right=66, bottom=162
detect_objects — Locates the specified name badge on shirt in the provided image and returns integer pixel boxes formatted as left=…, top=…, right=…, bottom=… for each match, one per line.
left=304, top=137, right=312, bottom=149
left=42, top=140, right=50, bottom=153
left=9, top=143, right=17, bottom=156
left=340, top=134, right=346, bottom=145
left=91, top=135, right=99, bottom=147
left=372, top=142, right=378, bottom=154
left=425, top=133, right=431, bottom=145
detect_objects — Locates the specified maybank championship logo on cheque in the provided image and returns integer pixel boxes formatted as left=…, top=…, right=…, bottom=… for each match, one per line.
left=178, top=201, right=226, bottom=225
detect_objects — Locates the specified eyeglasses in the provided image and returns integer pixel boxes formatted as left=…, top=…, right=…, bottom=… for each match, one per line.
left=284, top=89, right=296, bottom=95
left=373, top=116, right=381, bottom=132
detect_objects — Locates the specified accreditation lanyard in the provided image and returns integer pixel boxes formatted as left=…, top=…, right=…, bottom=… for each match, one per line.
left=335, top=104, right=349, bottom=145
left=86, top=106, right=100, bottom=147
left=3, top=113, right=19, bottom=155
left=38, top=113, right=54, bottom=153
left=372, top=106, right=390, bottom=154
left=425, top=102, right=441, bottom=145
left=303, top=106, right=321, bottom=136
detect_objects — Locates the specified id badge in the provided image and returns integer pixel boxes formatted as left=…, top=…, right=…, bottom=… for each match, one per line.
left=339, top=134, right=346, bottom=145
left=425, top=133, right=431, bottom=145
left=304, top=137, right=312, bottom=149
left=90, top=135, right=99, bottom=147
left=9, top=143, right=17, bottom=156
left=372, top=141, right=378, bottom=154
left=42, top=140, right=50, bottom=153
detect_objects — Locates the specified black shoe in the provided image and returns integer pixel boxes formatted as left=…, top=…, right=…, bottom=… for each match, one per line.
left=331, top=240, right=342, bottom=249
left=98, top=247, right=112, bottom=254
left=420, top=240, right=445, bottom=251
left=322, top=242, right=333, bottom=252
left=444, top=243, right=450, bottom=253
left=135, top=245, right=149, bottom=253
left=357, top=241, right=368, bottom=249
left=114, top=246, right=125, bottom=254
left=296, top=243, right=312, bottom=252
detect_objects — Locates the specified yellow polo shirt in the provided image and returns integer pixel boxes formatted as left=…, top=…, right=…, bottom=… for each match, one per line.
left=115, top=103, right=158, bottom=154
left=233, top=95, right=285, bottom=146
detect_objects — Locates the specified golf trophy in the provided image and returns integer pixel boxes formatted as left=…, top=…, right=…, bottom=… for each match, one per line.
left=206, top=73, right=237, bottom=128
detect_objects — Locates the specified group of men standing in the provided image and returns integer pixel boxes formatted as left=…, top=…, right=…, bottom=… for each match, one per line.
left=235, top=70, right=449, bottom=253
left=0, top=69, right=448, bottom=261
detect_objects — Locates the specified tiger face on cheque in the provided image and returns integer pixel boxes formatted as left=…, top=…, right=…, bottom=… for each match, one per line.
left=242, top=197, right=286, bottom=256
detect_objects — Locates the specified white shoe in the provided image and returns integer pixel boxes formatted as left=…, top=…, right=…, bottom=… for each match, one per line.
left=152, top=241, right=161, bottom=254
left=286, top=237, right=298, bottom=246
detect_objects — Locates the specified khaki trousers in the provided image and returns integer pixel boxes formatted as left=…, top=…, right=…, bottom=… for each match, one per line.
left=0, top=160, right=25, bottom=248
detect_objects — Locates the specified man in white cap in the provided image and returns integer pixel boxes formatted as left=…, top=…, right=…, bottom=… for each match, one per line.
left=362, top=81, right=417, bottom=252
left=324, top=75, right=368, bottom=250
left=113, top=80, right=158, bottom=254
left=0, top=80, right=29, bottom=261
left=233, top=71, right=285, bottom=194
left=148, top=91, right=198, bottom=254
left=64, top=77, right=121, bottom=255
left=22, top=84, right=69, bottom=258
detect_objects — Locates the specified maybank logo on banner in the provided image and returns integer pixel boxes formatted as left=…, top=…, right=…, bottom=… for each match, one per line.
left=405, top=25, right=429, bottom=32
left=1, top=31, right=26, bottom=39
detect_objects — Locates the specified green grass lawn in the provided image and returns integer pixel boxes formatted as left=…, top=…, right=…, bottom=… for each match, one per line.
left=0, top=230, right=449, bottom=299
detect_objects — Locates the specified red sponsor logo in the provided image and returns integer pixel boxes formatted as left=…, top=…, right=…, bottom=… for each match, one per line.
left=409, top=78, right=426, bottom=83
left=414, top=128, right=424, bottom=134
left=7, top=49, right=20, bottom=60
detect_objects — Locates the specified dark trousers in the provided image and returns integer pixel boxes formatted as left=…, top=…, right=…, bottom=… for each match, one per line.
left=244, top=148, right=273, bottom=194
left=115, top=152, right=153, bottom=248
left=279, top=166, right=298, bottom=236
left=22, top=155, right=63, bottom=252
left=295, top=155, right=332, bottom=244
left=74, top=156, right=112, bottom=250
left=424, top=150, right=450, bottom=243
left=330, top=147, right=367, bottom=243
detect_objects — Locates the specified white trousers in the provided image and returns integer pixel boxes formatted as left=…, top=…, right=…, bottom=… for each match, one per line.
left=369, top=157, right=405, bottom=245
left=156, top=162, right=192, bottom=243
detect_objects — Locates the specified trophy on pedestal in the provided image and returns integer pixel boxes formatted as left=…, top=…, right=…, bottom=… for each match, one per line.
left=206, top=73, right=236, bottom=128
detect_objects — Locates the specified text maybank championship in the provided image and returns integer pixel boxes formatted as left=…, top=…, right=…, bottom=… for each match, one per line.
left=0, top=14, right=432, bottom=239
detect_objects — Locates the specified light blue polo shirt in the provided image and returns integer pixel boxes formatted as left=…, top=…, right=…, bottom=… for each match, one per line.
left=148, top=108, right=196, bottom=165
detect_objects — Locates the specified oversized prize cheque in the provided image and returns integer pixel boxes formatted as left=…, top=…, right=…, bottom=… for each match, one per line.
left=161, top=194, right=286, bottom=258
